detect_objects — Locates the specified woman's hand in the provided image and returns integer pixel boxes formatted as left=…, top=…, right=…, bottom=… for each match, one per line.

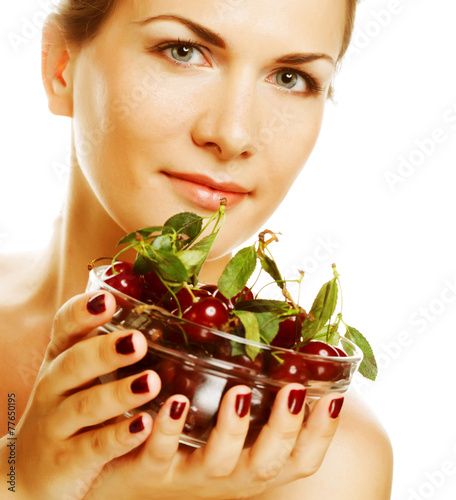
left=84, top=379, right=344, bottom=500
left=11, top=292, right=159, bottom=500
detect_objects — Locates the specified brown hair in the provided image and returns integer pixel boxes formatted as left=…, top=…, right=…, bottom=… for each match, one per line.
left=340, top=0, right=358, bottom=61
left=54, top=0, right=118, bottom=46
left=55, top=0, right=358, bottom=61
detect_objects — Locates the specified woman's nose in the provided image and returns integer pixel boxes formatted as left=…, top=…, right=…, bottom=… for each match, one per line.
left=191, top=76, right=257, bottom=161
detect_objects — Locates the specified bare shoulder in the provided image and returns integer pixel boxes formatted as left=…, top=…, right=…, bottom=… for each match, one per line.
left=256, top=391, right=393, bottom=500
left=324, top=391, right=394, bottom=497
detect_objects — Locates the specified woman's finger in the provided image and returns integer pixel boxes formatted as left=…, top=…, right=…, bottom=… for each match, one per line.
left=44, top=328, right=149, bottom=397
left=287, top=393, right=344, bottom=478
left=191, top=385, right=252, bottom=478
left=70, top=412, right=153, bottom=476
left=46, top=292, right=117, bottom=360
left=245, top=384, right=307, bottom=482
left=52, top=370, right=161, bottom=439
left=139, top=395, right=189, bottom=472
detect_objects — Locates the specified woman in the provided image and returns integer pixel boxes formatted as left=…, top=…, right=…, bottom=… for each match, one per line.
left=0, top=0, right=393, bottom=498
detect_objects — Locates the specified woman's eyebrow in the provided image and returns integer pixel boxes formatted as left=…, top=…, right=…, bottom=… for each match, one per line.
left=275, top=53, right=335, bottom=67
left=134, top=14, right=226, bottom=49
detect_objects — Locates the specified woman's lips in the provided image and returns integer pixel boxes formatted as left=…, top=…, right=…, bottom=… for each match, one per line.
left=163, top=172, right=249, bottom=211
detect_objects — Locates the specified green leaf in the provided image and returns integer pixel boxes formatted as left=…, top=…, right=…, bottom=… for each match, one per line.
left=230, top=340, right=245, bottom=357
left=254, top=312, right=281, bottom=344
left=164, top=212, right=202, bottom=244
left=234, top=299, right=292, bottom=315
left=312, top=325, right=331, bottom=342
left=151, top=234, right=173, bottom=252
left=185, top=233, right=219, bottom=284
left=177, top=250, right=207, bottom=277
left=218, top=245, right=257, bottom=300
left=117, top=226, right=169, bottom=246
left=132, top=252, right=154, bottom=275
left=147, top=248, right=189, bottom=283
left=259, top=254, right=284, bottom=289
left=345, top=325, right=378, bottom=381
left=300, top=278, right=338, bottom=343
left=312, top=323, right=340, bottom=346
left=190, top=232, right=217, bottom=254
left=232, top=310, right=261, bottom=361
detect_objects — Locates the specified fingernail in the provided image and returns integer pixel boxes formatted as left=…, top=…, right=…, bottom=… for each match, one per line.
left=288, top=389, right=306, bottom=415
left=129, top=416, right=144, bottom=434
left=87, top=294, right=106, bottom=315
left=115, top=334, right=135, bottom=355
left=235, top=392, right=251, bottom=418
left=329, top=397, right=344, bottom=419
left=131, top=374, right=149, bottom=394
left=169, top=400, right=186, bottom=420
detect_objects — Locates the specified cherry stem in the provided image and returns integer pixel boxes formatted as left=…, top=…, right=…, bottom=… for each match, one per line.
left=112, top=242, right=138, bottom=271
left=87, top=257, right=114, bottom=271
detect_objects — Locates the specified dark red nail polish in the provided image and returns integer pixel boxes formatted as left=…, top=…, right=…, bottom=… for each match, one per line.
left=115, top=334, right=135, bottom=355
left=169, top=400, right=186, bottom=420
left=235, top=392, right=251, bottom=418
left=129, top=416, right=144, bottom=434
left=87, top=294, right=106, bottom=315
left=131, top=374, right=149, bottom=394
left=329, top=398, right=344, bottom=419
left=288, top=389, right=306, bottom=415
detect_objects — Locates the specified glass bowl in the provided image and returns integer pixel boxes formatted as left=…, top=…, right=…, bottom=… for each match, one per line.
left=87, top=265, right=363, bottom=448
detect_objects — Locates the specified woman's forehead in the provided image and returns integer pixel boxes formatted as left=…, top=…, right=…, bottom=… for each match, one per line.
left=116, top=0, right=345, bottom=60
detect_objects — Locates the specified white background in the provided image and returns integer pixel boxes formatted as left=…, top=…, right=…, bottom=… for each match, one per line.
left=1, top=1, right=456, bottom=499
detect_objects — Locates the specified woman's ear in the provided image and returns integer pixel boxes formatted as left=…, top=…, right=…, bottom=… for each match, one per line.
left=41, top=14, right=74, bottom=117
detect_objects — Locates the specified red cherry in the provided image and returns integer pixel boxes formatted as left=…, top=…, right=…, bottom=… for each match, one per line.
left=156, top=358, right=178, bottom=386
left=268, top=351, right=311, bottom=384
left=182, top=297, right=229, bottom=343
left=102, top=261, right=143, bottom=300
left=231, top=353, right=264, bottom=373
left=214, top=287, right=254, bottom=310
left=334, top=346, right=348, bottom=357
left=271, top=315, right=302, bottom=348
left=298, top=341, right=341, bottom=381
left=299, top=340, right=339, bottom=357
left=199, top=284, right=218, bottom=295
left=167, top=287, right=211, bottom=312
left=143, top=269, right=169, bottom=296
left=213, top=339, right=233, bottom=359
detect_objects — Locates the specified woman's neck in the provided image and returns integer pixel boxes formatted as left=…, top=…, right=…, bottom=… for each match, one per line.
left=46, top=166, right=131, bottom=308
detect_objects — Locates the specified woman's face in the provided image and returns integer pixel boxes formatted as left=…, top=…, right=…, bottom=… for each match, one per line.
left=70, top=0, right=345, bottom=259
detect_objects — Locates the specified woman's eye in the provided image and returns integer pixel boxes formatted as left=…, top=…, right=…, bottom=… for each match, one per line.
left=274, top=70, right=307, bottom=92
left=167, top=43, right=206, bottom=65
